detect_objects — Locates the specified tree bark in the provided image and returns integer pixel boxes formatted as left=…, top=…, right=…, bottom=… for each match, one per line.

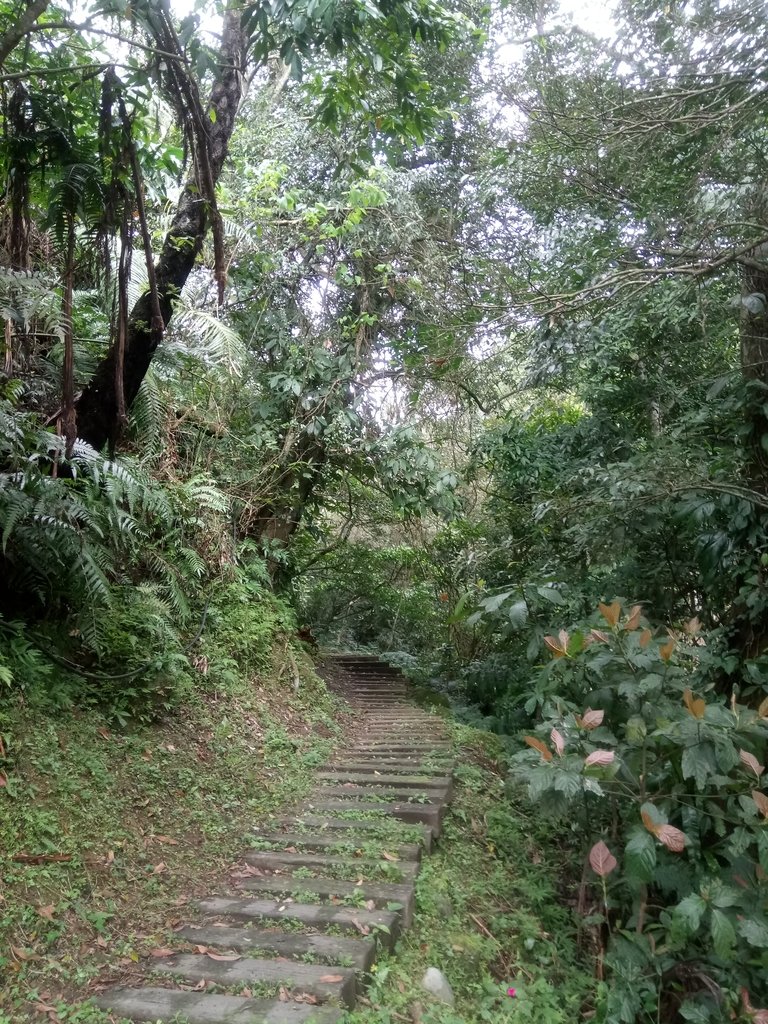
left=740, top=252, right=768, bottom=492
left=72, top=5, right=246, bottom=451
left=0, top=0, right=51, bottom=66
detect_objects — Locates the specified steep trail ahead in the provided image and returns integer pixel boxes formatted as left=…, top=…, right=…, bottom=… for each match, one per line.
left=94, top=655, right=454, bottom=1023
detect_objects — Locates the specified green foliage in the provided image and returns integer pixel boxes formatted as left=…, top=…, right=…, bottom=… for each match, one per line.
left=511, top=601, right=768, bottom=1020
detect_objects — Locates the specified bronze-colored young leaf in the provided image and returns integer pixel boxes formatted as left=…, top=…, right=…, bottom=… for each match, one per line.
left=683, top=688, right=705, bottom=719
left=589, top=629, right=611, bottom=644
left=758, top=696, right=768, bottom=720
left=524, top=735, right=552, bottom=761
left=659, top=638, right=676, bottom=662
left=589, top=840, right=617, bottom=877
left=577, top=708, right=604, bottom=730
left=623, top=604, right=642, bottom=631
left=584, top=749, right=614, bottom=768
left=739, top=749, right=765, bottom=779
left=543, top=634, right=566, bottom=658
left=639, top=628, right=652, bottom=649
left=598, top=601, right=621, bottom=627
left=641, top=807, right=660, bottom=836
left=752, top=790, right=768, bottom=818
left=550, top=727, right=565, bottom=757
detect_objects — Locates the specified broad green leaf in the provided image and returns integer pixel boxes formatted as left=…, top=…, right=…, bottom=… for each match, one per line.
left=710, top=908, right=736, bottom=959
left=625, top=828, right=656, bottom=883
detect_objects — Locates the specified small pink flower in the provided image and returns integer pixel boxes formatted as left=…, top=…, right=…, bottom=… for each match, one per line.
left=507, top=987, right=517, bottom=998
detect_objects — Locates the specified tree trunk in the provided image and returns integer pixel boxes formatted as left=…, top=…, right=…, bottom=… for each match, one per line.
left=740, top=253, right=768, bottom=492
left=72, top=6, right=246, bottom=451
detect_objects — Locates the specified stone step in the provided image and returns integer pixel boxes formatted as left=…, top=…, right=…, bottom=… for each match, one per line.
left=244, top=849, right=419, bottom=878
left=317, top=771, right=452, bottom=793
left=198, top=897, right=400, bottom=947
left=237, top=875, right=415, bottom=927
left=151, top=953, right=358, bottom=1008
left=282, top=815, right=434, bottom=852
left=175, top=924, right=375, bottom=971
left=250, top=832, right=422, bottom=861
left=93, top=988, right=343, bottom=1023
left=310, top=785, right=448, bottom=803
left=307, top=800, right=443, bottom=833
left=326, top=762, right=451, bottom=777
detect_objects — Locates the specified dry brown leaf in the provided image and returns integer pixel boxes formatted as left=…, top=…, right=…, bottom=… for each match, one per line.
left=278, top=987, right=290, bottom=1002
left=294, top=993, right=319, bottom=1005
left=195, top=945, right=209, bottom=954
left=192, top=978, right=207, bottom=992
left=150, top=947, right=175, bottom=958
left=96, top=936, right=108, bottom=948
left=154, top=835, right=179, bottom=845
left=36, top=905, right=55, bottom=921
left=206, top=952, right=241, bottom=962
left=382, top=851, right=399, bottom=862
left=318, top=974, right=344, bottom=983
left=152, top=861, right=167, bottom=874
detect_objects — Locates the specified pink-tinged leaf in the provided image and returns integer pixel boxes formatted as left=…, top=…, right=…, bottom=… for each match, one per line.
left=589, top=840, right=617, bottom=878
left=752, top=790, right=768, bottom=818
left=656, top=824, right=686, bottom=853
left=624, top=604, right=642, bottom=631
left=659, top=638, right=676, bottom=662
left=550, top=728, right=565, bottom=757
left=740, top=749, right=765, bottom=779
left=577, top=708, right=604, bottom=730
left=543, top=635, right=567, bottom=658
left=589, top=629, right=611, bottom=644
left=639, top=628, right=652, bottom=648
left=558, top=629, right=569, bottom=650
left=585, top=750, right=615, bottom=768
left=523, top=736, right=552, bottom=762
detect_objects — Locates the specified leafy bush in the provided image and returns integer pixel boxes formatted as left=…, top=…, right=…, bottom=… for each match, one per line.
left=511, top=601, right=768, bottom=1023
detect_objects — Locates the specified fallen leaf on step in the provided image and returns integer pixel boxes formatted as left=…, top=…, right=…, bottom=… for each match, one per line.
left=195, top=945, right=209, bottom=954
left=295, top=993, right=319, bottom=1004
left=319, top=975, right=344, bottom=983
left=278, top=987, right=290, bottom=1002
left=240, top=988, right=252, bottom=997
left=192, top=978, right=207, bottom=991
left=365, top=900, right=376, bottom=911
left=382, top=851, right=399, bottom=862
left=206, top=952, right=241, bottom=962
left=285, top=846, right=298, bottom=853
left=150, top=948, right=175, bottom=958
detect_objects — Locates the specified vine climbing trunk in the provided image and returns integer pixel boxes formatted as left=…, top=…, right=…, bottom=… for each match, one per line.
left=71, top=5, right=246, bottom=452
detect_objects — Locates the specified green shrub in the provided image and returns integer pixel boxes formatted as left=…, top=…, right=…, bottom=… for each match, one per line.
left=511, top=601, right=768, bottom=1022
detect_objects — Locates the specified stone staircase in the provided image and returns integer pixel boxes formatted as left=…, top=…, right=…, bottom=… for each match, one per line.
left=94, top=654, right=453, bottom=1023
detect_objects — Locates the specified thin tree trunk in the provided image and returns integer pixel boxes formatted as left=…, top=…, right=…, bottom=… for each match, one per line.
left=740, top=254, right=768, bottom=492
left=72, top=5, right=245, bottom=451
left=0, top=0, right=51, bottom=66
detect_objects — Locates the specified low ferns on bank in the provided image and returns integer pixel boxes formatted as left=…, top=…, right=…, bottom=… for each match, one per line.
left=0, top=396, right=231, bottom=687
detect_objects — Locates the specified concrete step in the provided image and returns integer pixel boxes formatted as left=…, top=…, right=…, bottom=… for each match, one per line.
left=237, top=875, right=415, bottom=926
left=249, top=832, right=422, bottom=861
left=244, top=849, right=419, bottom=878
left=174, top=924, right=375, bottom=971
left=281, top=815, right=434, bottom=852
left=326, top=761, right=452, bottom=777
left=151, top=953, right=358, bottom=1008
left=93, top=987, right=343, bottom=1023
left=317, top=772, right=452, bottom=794
left=310, top=785, right=449, bottom=803
left=198, top=897, right=400, bottom=947
left=306, top=800, right=443, bottom=833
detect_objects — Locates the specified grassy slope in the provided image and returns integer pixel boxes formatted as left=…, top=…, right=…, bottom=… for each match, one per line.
left=1, top=666, right=589, bottom=1024
left=0, top=652, right=346, bottom=1024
